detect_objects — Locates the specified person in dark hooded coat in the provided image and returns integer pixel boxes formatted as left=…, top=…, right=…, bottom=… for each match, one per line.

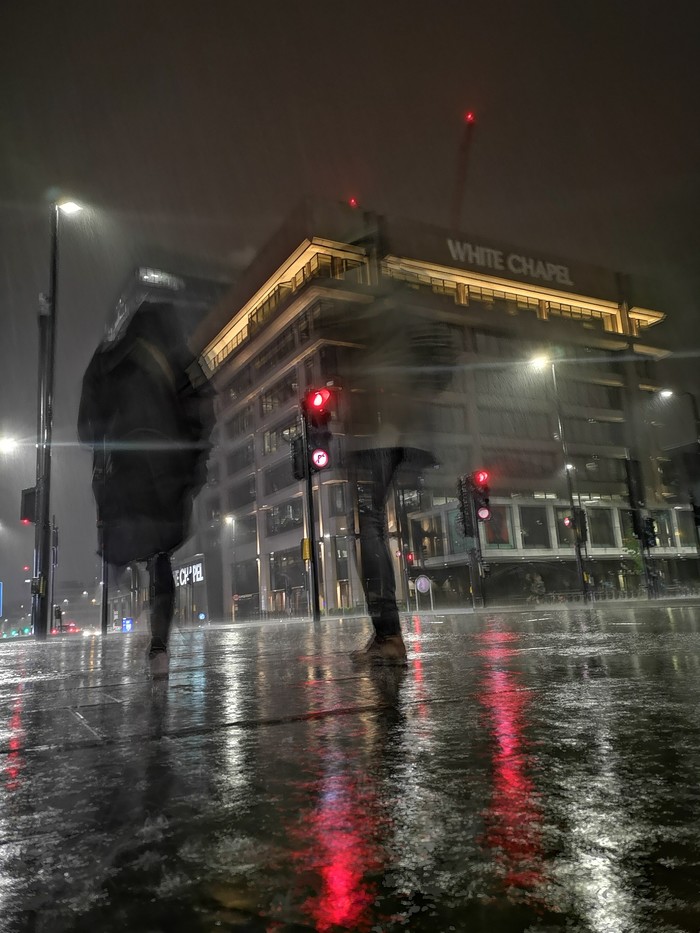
left=78, top=301, right=214, bottom=677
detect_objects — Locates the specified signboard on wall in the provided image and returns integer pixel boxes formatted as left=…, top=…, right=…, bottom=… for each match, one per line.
left=173, top=561, right=205, bottom=587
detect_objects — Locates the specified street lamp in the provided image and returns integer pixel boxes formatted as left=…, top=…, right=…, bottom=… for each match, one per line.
left=31, top=198, right=83, bottom=640
left=530, top=355, right=589, bottom=601
left=0, top=437, right=19, bottom=455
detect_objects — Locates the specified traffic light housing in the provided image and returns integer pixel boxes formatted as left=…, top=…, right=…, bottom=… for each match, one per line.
left=573, top=507, right=588, bottom=545
left=457, top=476, right=475, bottom=537
left=471, top=469, right=491, bottom=522
left=291, top=435, right=306, bottom=480
left=642, top=516, right=657, bottom=549
left=303, top=387, right=333, bottom=473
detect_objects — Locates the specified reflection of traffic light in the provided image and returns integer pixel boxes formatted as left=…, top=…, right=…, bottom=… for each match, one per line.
left=563, top=515, right=572, bottom=528
left=471, top=469, right=491, bottom=521
left=303, top=388, right=333, bottom=473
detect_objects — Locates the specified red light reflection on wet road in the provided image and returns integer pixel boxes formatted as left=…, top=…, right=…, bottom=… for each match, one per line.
left=476, top=630, right=545, bottom=891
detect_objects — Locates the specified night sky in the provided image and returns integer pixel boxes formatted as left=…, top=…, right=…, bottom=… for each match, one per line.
left=1, top=1, right=699, bottom=609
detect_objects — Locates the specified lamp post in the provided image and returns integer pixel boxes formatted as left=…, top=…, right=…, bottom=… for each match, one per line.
left=531, top=356, right=589, bottom=601
left=31, top=199, right=82, bottom=640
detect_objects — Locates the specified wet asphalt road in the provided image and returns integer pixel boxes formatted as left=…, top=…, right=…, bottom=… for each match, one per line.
left=2, top=605, right=700, bottom=933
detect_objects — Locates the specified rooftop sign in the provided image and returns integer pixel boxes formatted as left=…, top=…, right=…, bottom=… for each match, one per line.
left=446, top=238, right=574, bottom=288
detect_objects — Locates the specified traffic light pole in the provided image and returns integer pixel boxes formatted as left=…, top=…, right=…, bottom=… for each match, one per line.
left=301, top=413, right=322, bottom=623
left=468, top=489, right=485, bottom=609
left=32, top=206, right=60, bottom=640
left=551, top=363, right=589, bottom=602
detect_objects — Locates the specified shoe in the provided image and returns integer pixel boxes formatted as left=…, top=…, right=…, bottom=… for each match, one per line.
left=148, top=648, right=170, bottom=679
left=351, top=633, right=408, bottom=666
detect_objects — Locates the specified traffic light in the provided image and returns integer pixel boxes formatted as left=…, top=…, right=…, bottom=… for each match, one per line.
left=643, top=516, right=657, bottom=549
left=563, top=515, right=572, bottom=528
left=291, top=435, right=306, bottom=480
left=457, top=476, right=475, bottom=537
left=20, top=486, right=36, bottom=525
left=573, top=507, right=588, bottom=545
left=406, top=551, right=415, bottom=566
left=303, top=387, right=334, bottom=473
left=471, top=469, right=491, bottom=521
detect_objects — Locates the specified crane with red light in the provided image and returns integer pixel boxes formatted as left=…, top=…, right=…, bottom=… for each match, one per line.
left=450, top=110, right=477, bottom=231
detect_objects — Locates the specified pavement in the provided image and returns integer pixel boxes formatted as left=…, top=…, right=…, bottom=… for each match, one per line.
left=2, top=606, right=700, bottom=933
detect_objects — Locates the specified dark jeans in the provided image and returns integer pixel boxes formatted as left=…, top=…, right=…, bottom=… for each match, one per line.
left=148, top=552, right=174, bottom=647
left=349, top=447, right=405, bottom=638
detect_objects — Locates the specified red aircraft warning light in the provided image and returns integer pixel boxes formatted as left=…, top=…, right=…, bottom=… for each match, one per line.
left=348, top=196, right=359, bottom=208
left=465, top=111, right=476, bottom=124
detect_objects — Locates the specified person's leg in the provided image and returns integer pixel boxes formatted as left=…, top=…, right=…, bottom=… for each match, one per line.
left=351, top=448, right=407, bottom=662
left=148, top=552, right=174, bottom=672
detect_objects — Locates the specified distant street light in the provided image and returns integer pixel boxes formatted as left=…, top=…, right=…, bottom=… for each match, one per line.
left=31, top=197, right=83, bottom=641
left=0, top=437, right=19, bottom=455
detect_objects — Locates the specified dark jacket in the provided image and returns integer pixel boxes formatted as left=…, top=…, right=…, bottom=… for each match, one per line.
left=78, top=303, right=214, bottom=566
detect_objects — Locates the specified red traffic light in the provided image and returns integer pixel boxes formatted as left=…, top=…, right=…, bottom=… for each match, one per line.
left=476, top=505, right=491, bottom=521
left=21, top=519, right=31, bottom=526
left=563, top=515, right=572, bottom=527
left=465, top=111, right=475, bottom=124
left=406, top=552, right=414, bottom=564
left=307, top=387, right=332, bottom=410
left=472, top=469, right=489, bottom=486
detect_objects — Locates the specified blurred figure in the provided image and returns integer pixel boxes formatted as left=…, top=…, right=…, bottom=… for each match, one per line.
left=78, top=301, right=214, bottom=678
left=326, top=288, right=459, bottom=664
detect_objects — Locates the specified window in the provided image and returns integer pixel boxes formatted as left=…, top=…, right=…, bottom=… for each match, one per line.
left=483, top=506, right=514, bottom=548
left=263, top=420, right=299, bottom=456
left=564, top=418, right=624, bottom=446
left=226, top=440, right=254, bottom=476
left=483, top=449, right=559, bottom=479
left=227, top=477, right=256, bottom=510
left=479, top=407, right=550, bottom=440
left=447, top=509, right=470, bottom=554
left=269, top=547, right=306, bottom=590
left=675, top=510, right=696, bottom=548
left=411, top=515, right=444, bottom=559
left=233, top=513, right=257, bottom=543
left=328, top=484, right=347, bottom=517
left=232, top=558, right=259, bottom=597
left=264, top=458, right=297, bottom=495
left=253, top=325, right=296, bottom=374
left=587, top=509, right=616, bottom=547
left=207, top=461, right=220, bottom=485
left=266, top=499, right=303, bottom=536
left=650, top=510, right=673, bottom=548
left=204, top=497, right=220, bottom=524
left=556, top=379, right=623, bottom=410
left=335, top=536, right=351, bottom=580
left=520, top=506, right=551, bottom=548
left=225, top=406, right=253, bottom=440
left=475, top=368, right=546, bottom=401
left=260, top=372, right=297, bottom=417
left=570, top=456, right=626, bottom=483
